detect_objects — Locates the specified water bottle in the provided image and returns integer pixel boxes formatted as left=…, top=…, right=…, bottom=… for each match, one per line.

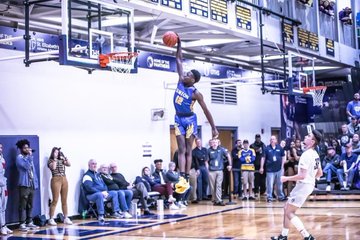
left=82, top=210, right=87, bottom=219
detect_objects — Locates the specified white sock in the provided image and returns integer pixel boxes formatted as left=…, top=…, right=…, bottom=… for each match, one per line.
left=291, top=216, right=309, bottom=237
left=281, top=228, right=289, bottom=236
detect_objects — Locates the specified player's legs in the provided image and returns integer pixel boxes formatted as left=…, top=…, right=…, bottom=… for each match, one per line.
left=176, top=135, right=187, bottom=174
left=185, top=134, right=195, bottom=174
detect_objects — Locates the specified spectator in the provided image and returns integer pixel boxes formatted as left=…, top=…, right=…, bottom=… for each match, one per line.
left=99, top=164, right=133, bottom=218
left=337, top=144, right=357, bottom=190
left=166, top=162, right=191, bottom=208
left=0, top=143, right=12, bottom=235
left=322, top=146, right=341, bottom=191
left=346, top=93, right=360, bottom=121
left=141, top=166, right=179, bottom=210
left=239, top=140, right=256, bottom=200
left=207, top=139, right=232, bottom=206
left=331, top=139, right=342, bottom=155
left=231, top=139, right=243, bottom=198
left=219, top=140, right=231, bottom=198
left=260, top=136, right=287, bottom=203
left=284, top=141, right=298, bottom=195
left=191, top=138, right=208, bottom=202
left=82, top=159, right=121, bottom=222
left=280, top=140, right=286, bottom=149
left=338, top=124, right=353, bottom=153
left=110, top=163, right=153, bottom=215
left=192, top=138, right=209, bottom=201
left=47, top=147, right=72, bottom=226
left=351, top=134, right=360, bottom=153
left=347, top=117, right=359, bottom=134
left=15, top=139, right=40, bottom=231
left=250, top=134, right=266, bottom=197
left=339, top=7, right=353, bottom=25
left=319, top=0, right=335, bottom=16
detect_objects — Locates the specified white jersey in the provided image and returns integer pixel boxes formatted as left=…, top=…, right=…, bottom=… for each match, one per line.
left=297, top=148, right=320, bottom=186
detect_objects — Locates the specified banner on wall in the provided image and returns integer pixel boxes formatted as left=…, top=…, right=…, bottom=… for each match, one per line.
left=137, top=50, right=244, bottom=78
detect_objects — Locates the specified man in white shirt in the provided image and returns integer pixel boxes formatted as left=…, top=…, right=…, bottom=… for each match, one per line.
left=271, top=130, right=323, bottom=240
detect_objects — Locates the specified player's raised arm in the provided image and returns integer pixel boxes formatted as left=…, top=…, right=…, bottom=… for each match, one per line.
left=194, top=91, right=218, bottom=138
left=176, top=35, right=184, bottom=82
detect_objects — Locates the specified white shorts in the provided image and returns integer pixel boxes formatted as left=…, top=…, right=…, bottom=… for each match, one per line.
left=287, top=182, right=314, bottom=208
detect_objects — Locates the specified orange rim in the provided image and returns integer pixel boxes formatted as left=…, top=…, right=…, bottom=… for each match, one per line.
left=303, top=86, right=327, bottom=94
left=107, top=52, right=138, bottom=60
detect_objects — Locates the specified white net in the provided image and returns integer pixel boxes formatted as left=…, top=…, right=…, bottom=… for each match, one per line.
left=306, top=87, right=327, bottom=107
left=107, top=52, right=138, bottom=74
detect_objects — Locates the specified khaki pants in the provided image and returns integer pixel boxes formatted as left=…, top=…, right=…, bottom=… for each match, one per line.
left=189, top=168, right=197, bottom=201
left=49, top=176, right=69, bottom=218
left=209, top=170, right=223, bottom=203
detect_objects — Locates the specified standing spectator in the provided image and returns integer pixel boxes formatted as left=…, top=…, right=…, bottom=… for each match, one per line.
left=250, top=134, right=266, bottom=197
left=166, top=162, right=191, bottom=208
left=260, top=136, right=287, bottom=203
left=0, top=143, right=12, bottom=235
left=280, top=140, right=286, bottom=149
left=337, top=144, right=357, bottom=190
left=239, top=140, right=256, bottom=200
left=99, top=164, right=133, bottom=218
left=82, top=159, right=121, bottom=222
left=346, top=93, right=360, bottom=121
left=219, top=140, right=231, bottom=198
left=284, top=141, right=298, bottom=195
left=110, top=163, right=153, bottom=215
left=47, top=147, right=72, bottom=226
left=322, top=146, right=341, bottom=191
left=207, top=139, right=232, bottom=206
left=231, top=139, right=243, bottom=198
left=15, top=139, right=39, bottom=231
left=141, top=166, right=179, bottom=210
left=192, top=138, right=208, bottom=201
left=338, top=124, right=353, bottom=153
left=347, top=117, right=359, bottom=134
left=339, top=7, right=353, bottom=25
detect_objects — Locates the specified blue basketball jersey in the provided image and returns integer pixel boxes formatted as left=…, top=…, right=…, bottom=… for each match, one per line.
left=173, top=81, right=196, bottom=115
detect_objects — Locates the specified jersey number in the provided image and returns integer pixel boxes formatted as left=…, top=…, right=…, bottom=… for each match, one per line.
left=175, top=96, right=184, bottom=105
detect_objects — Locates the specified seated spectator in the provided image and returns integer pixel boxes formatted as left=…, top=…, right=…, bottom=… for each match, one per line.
left=109, top=163, right=153, bottom=215
left=322, top=146, right=341, bottom=191
left=339, top=7, right=353, bottom=25
left=351, top=134, right=360, bottom=154
left=331, top=139, right=342, bottom=155
left=239, top=140, right=256, bottom=200
left=338, top=124, right=353, bottom=153
left=337, top=144, right=357, bottom=190
left=82, top=159, right=121, bottom=222
left=346, top=93, right=360, bottom=121
left=166, top=162, right=191, bottom=208
left=99, top=164, right=133, bottom=218
left=347, top=117, right=359, bottom=135
left=141, top=166, right=179, bottom=210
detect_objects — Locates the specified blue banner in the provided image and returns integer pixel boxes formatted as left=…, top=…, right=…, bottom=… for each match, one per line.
left=138, top=50, right=244, bottom=78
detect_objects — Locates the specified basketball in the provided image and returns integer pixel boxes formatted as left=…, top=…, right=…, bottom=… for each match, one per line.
left=162, top=31, right=178, bottom=47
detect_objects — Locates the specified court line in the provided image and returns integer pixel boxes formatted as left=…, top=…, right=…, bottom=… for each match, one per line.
left=84, top=206, right=243, bottom=239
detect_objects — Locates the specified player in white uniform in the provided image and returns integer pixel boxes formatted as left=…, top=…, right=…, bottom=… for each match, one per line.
left=271, top=130, right=323, bottom=240
left=0, top=143, right=12, bottom=235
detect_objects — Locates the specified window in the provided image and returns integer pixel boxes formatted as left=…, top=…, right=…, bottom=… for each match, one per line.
left=211, top=82, right=237, bottom=105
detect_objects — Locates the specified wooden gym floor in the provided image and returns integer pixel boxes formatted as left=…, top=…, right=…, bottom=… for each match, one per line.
left=6, top=196, right=360, bottom=240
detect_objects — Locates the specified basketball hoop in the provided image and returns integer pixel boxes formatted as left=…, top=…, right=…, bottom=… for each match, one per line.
left=303, top=86, right=327, bottom=107
left=99, top=52, right=138, bottom=74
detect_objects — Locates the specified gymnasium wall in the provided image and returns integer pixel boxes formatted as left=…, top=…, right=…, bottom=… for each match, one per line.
left=0, top=48, right=281, bottom=218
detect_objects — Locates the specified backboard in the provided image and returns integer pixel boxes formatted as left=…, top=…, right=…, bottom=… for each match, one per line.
left=287, top=51, right=316, bottom=95
left=59, top=0, right=136, bottom=72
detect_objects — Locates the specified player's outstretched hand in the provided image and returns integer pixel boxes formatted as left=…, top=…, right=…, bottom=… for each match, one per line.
left=280, top=176, right=287, bottom=183
left=212, top=128, right=219, bottom=139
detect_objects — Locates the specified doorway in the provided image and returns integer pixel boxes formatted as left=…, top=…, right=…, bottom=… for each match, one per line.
left=169, top=125, right=202, bottom=161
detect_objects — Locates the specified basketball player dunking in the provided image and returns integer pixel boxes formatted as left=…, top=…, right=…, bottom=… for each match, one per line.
left=174, top=34, right=218, bottom=180
left=271, top=129, right=323, bottom=240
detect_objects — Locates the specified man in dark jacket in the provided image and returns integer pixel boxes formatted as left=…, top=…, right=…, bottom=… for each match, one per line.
left=250, top=134, right=266, bottom=196
left=322, top=146, right=341, bottom=191
left=231, top=139, right=242, bottom=198
left=152, top=159, right=168, bottom=184
left=110, top=163, right=153, bottom=215
left=82, top=159, right=121, bottom=222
